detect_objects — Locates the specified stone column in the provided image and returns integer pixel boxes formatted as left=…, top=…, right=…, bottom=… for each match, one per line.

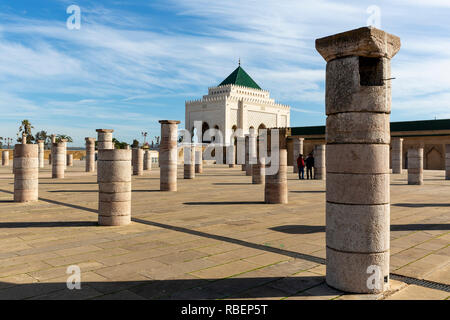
left=446, top=144, right=450, bottom=180
left=159, top=120, right=180, bottom=191
left=2, top=151, right=9, bottom=166
left=14, top=144, right=38, bottom=202
left=392, top=138, right=403, bottom=174
left=316, top=27, right=400, bottom=293
left=195, top=147, right=203, bottom=173
left=132, top=148, right=144, bottom=176
left=408, top=147, right=423, bottom=185
left=252, top=156, right=265, bottom=185
left=61, top=139, right=67, bottom=169
left=37, top=140, right=44, bottom=168
left=49, top=135, right=55, bottom=165
left=184, top=145, right=195, bottom=179
left=264, top=128, right=289, bottom=204
left=85, top=138, right=96, bottom=172
left=228, top=145, right=236, bottom=168
left=98, top=149, right=131, bottom=226
left=144, top=150, right=152, bottom=171
left=314, top=144, right=326, bottom=180
left=52, top=142, right=65, bottom=179
left=293, top=138, right=304, bottom=173
left=22, top=132, right=27, bottom=144
left=96, top=129, right=114, bottom=150
left=67, top=154, right=73, bottom=167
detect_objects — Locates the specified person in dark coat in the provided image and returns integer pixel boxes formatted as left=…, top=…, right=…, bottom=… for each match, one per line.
left=297, top=154, right=305, bottom=179
left=305, top=153, right=314, bottom=180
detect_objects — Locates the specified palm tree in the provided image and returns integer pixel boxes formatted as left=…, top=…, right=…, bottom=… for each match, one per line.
left=35, top=130, right=49, bottom=148
left=55, top=134, right=73, bottom=143
left=17, top=120, right=34, bottom=143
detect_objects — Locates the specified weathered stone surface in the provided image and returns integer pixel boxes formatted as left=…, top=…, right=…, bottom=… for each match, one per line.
left=314, top=144, right=326, bottom=180
left=159, top=120, right=180, bottom=191
left=315, top=26, right=401, bottom=62
left=326, top=144, right=389, bottom=174
left=325, top=56, right=391, bottom=115
left=326, top=173, right=390, bottom=205
left=195, top=149, right=203, bottom=173
left=252, top=157, right=265, bottom=185
left=66, top=154, right=73, bottom=167
left=226, top=145, right=236, bottom=168
left=326, top=247, right=389, bottom=294
left=98, top=149, right=131, bottom=226
left=318, top=26, right=399, bottom=294
left=1, top=150, right=9, bottom=166
left=14, top=144, right=38, bottom=202
left=264, top=149, right=287, bottom=204
left=326, top=202, right=390, bottom=253
left=37, top=140, right=44, bottom=168
left=408, top=148, right=423, bottom=185
left=52, top=143, right=65, bottom=179
left=391, top=138, right=403, bottom=174
left=96, top=129, right=114, bottom=150
left=144, top=150, right=152, bottom=171
left=326, top=112, right=390, bottom=144
left=132, top=148, right=144, bottom=176
left=184, top=145, right=195, bottom=179
left=85, top=137, right=96, bottom=172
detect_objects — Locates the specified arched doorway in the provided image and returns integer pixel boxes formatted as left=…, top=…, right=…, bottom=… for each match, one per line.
left=202, top=122, right=210, bottom=143
left=426, top=147, right=442, bottom=170
left=258, top=123, right=266, bottom=135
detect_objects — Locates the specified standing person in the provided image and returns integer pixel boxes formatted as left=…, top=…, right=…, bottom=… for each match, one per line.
left=305, top=153, right=314, bottom=180
left=297, top=154, right=305, bottom=180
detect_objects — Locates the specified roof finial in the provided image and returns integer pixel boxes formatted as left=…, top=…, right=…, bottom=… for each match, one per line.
left=238, top=57, right=241, bottom=67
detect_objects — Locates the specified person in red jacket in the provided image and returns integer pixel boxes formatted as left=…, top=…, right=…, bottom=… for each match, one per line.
left=297, top=154, right=305, bottom=179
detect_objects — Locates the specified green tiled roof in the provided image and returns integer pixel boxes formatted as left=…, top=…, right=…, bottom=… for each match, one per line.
left=219, top=66, right=261, bottom=90
left=290, top=119, right=450, bottom=136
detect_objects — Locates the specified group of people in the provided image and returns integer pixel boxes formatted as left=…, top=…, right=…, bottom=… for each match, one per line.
left=296, top=153, right=315, bottom=180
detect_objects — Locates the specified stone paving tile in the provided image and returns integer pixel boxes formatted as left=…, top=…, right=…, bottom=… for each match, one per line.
left=189, top=260, right=261, bottom=279
left=385, top=284, right=449, bottom=300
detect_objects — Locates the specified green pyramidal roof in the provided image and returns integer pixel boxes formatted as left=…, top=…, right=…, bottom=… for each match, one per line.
left=219, top=66, right=262, bottom=90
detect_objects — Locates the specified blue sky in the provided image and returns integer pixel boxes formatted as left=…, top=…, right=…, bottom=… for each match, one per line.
left=0, top=0, right=449, bottom=146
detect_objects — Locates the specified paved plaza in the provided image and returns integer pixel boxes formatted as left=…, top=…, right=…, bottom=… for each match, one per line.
left=0, top=161, right=448, bottom=300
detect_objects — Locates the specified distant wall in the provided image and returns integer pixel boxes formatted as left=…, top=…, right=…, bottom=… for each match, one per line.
left=0, top=149, right=86, bottom=160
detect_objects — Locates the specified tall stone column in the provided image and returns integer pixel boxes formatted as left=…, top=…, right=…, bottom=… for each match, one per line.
left=392, top=138, right=403, bottom=174
left=159, top=120, right=180, bottom=191
left=228, top=145, right=236, bottom=168
left=52, top=142, right=65, bottom=179
left=144, top=150, right=152, bottom=171
left=195, top=147, right=203, bottom=173
left=22, top=132, right=27, bottom=144
left=2, top=151, right=9, bottom=166
left=408, top=147, right=423, bottom=185
left=132, top=148, right=144, bottom=176
left=264, top=128, right=289, bottom=204
left=98, top=149, right=131, bottom=226
left=252, top=156, right=265, bottom=185
left=14, top=144, right=38, bottom=202
left=96, top=129, right=114, bottom=150
left=316, top=27, right=400, bottom=293
left=446, top=144, right=450, bottom=180
left=85, top=137, right=96, bottom=172
left=293, top=138, right=304, bottom=173
left=37, top=140, right=45, bottom=168
left=67, top=154, right=73, bottom=167
left=184, top=145, right=195, bottom=179
left=314, top=144, right=326, bottom=180
left=49, top=135, right=56, bottom=165
left=61, top=139, right=67, bottom=169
